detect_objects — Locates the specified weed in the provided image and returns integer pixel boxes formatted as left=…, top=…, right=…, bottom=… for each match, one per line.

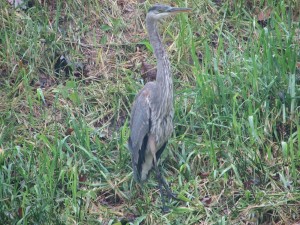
left=0, top=0, right=299, bottom=224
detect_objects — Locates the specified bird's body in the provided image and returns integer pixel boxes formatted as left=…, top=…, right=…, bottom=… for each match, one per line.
left=130, top=81, right=174, bottom=181
left=128, top=4, right=191, bottom=210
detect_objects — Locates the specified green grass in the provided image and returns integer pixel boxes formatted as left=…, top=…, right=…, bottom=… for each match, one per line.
left=0, top=0, right=299, bottom=224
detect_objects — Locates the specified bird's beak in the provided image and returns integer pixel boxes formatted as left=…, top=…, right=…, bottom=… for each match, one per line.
left=166, top=7, right=192, bottom=14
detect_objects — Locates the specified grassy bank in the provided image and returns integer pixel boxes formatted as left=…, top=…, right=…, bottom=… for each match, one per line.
left=0, top=0, right=299, bottom=224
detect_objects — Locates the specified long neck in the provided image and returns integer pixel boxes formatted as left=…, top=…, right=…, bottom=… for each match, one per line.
left=146, top=17, right=173, bottom=91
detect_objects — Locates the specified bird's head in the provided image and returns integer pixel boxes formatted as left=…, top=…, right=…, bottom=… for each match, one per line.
left=147, top=4, right=191, bottom=21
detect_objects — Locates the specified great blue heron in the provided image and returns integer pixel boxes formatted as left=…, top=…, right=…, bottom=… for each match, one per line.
left=128, top=4, right=191, bottom=211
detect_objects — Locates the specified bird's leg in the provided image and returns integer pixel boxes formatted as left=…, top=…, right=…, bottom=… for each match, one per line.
left=149, top=135, right=169, bottom=213
left=160, top=175, right=178, bottom=200
left=155, top=164, right=170, bottom=213
left=156, top=143, right=178, bottom=200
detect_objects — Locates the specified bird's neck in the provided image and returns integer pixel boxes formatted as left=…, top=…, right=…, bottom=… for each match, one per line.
left=146, top=19, right=173, bottom=92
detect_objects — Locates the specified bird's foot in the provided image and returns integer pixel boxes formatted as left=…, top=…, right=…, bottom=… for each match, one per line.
left=166, top=190, right=178, bottom=200
left=162, top=205, right=170, bottom=214
left=162, top=184, right=179, bottom=201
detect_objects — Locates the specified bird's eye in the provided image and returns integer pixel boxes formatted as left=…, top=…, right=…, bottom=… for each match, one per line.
left=157, top=8, right=166, bottom=13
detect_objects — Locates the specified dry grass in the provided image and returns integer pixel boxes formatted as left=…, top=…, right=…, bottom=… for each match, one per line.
left=0, top=0, right=299, bottom=224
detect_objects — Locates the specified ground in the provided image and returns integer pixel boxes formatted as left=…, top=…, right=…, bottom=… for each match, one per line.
left=0, top=0, right=299, bottom=224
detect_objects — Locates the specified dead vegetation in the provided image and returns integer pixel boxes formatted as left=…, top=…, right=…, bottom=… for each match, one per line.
left=0, top=0, right=299, bottom=224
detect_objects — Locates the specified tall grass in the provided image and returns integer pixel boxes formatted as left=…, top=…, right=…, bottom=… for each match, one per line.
left=0, top=0, right=299, bottom=224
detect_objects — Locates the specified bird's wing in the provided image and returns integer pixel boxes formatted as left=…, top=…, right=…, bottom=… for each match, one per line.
left=128, top=83, right=155, bottom=180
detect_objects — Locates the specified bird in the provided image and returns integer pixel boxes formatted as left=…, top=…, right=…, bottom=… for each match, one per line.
left=128, top=4, right=191, bottom=211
